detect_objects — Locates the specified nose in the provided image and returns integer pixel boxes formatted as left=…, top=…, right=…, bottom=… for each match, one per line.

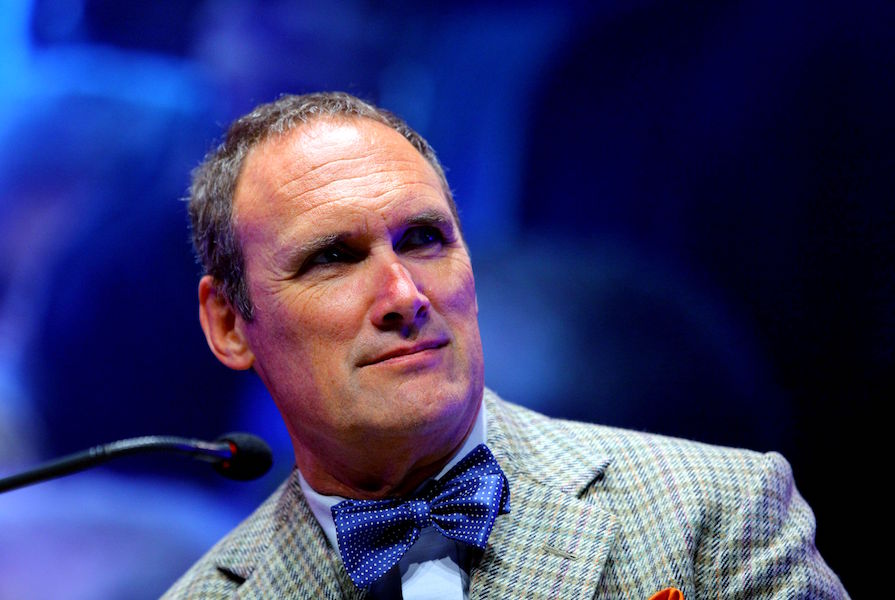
left=370, top=257, right=431, bottom=333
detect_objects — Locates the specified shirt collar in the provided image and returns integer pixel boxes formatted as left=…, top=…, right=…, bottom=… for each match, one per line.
left=299, top=401, right=488, bottom=550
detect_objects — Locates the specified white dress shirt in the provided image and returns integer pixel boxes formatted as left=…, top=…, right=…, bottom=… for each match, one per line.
left=299, top=403, right=488, bottom=599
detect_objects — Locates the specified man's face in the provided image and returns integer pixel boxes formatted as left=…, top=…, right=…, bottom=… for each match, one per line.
left=232, top=117, right=484, bottom=479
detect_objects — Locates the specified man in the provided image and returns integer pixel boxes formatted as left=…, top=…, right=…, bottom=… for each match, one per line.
left=165, top=92, right=847, bottom=599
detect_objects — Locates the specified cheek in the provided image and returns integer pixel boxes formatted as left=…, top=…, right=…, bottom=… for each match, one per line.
left=268, top=287, right=369, bottom=394
left=273, top=280, right=366, bottom=340
left=433, top=261, right=479, bottom=324
left=449, top=259, right=477, bottom=306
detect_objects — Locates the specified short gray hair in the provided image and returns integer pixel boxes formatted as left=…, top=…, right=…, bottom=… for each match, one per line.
left=188, top=91, right=457, bottom=321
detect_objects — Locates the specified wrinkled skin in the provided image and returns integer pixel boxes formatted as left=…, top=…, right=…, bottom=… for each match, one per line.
left=199, top=117, right=484, bottom=498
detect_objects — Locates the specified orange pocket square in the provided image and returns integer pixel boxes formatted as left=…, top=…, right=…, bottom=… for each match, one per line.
left=648, top=588, right=684, bottom=600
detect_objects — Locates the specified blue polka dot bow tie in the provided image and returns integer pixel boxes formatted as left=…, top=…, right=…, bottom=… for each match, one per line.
left=331, top=443, right=510, bottom=588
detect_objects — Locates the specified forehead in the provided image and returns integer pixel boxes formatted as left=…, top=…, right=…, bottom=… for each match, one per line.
left=232, top=117, right=449, bottom=230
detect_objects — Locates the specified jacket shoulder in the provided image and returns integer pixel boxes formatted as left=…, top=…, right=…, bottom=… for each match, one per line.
left=485, top=391, right=848, bottom=598
left=486, top=389, right=775, bottom=492
left=161, top=477, right=290, bottom=599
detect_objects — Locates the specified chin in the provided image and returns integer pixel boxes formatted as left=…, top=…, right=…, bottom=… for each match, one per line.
left=367, top=386, right=476, bottom=437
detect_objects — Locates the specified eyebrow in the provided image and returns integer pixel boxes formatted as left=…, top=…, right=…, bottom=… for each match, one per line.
left=403, top=209, right=455, bottom=230
left=300, top=232, right=344, bottom=254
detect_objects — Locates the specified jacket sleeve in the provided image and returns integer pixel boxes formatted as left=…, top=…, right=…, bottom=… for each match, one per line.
left=701, top=451, right=848, bottom=599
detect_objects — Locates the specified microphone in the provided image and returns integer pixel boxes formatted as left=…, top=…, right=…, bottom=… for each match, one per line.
left=0, top=432, right=273, bottom=494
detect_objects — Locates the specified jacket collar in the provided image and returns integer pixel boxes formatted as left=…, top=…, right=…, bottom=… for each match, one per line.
left=214, top=471, right=364, bottom=599
left=213, top=388, right=617, bottom=598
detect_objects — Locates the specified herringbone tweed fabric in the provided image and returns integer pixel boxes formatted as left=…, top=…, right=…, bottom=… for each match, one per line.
left=163, top=389, right=848, bottom=599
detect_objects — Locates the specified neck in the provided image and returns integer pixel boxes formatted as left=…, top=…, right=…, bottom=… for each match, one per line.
left=296, top=402, right=482, bottom=499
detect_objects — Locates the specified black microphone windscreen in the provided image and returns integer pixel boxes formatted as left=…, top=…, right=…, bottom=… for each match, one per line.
left=213, top=433, right=274, bottom=481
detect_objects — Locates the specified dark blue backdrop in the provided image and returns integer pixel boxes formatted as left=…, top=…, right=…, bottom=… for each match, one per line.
left=1, top=1, right=889, bottom=597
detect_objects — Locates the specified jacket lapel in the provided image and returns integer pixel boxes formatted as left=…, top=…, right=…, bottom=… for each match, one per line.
left=214, top=471, right=366, bottom=600
left=474, top=390, right=618, bottom=599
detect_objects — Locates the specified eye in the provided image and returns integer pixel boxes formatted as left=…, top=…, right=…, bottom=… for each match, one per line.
left=395, top=226, right=445, bottom=254
left=300, top=244, right=360, bottom=273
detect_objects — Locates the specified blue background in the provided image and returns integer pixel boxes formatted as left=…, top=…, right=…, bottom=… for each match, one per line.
left=1, top=1, right=889, bottom=597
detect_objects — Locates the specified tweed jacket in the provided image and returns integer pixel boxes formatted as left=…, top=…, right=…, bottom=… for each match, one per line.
left=163, top=389, right=848, bottom=599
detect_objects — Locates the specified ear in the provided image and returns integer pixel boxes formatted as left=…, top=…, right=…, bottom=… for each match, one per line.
left=198, top=275, right=255, bottom=370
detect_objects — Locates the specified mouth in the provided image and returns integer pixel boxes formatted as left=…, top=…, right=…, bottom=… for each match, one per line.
left=359, top=339, right=449, bottom=367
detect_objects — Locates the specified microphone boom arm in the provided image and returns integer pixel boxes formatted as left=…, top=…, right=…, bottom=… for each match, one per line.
left=0, top=434, right=271, bottom=493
